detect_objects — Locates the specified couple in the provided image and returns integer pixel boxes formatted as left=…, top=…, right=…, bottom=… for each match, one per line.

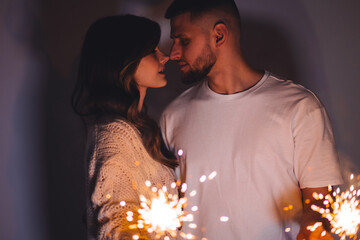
left=72, top=0, right=343, bottom=239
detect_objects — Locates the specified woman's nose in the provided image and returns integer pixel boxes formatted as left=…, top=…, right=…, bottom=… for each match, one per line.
left=169, top=44, right=181, bottom=60
left=159, top=51, right=170, bottom=64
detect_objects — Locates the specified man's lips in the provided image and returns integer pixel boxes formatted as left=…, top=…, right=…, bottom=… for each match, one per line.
left=178, top=62, right=188, bottom=70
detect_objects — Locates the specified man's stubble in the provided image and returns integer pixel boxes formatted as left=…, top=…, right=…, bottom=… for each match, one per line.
left=181, top=44, right=217, bottom=85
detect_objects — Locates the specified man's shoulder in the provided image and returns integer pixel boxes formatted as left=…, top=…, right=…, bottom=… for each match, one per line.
left=265, top=73, right=323, bottom=107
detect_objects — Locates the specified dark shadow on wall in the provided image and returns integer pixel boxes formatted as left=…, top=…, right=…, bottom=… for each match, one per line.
left=7, top=1, right=89, bottom=238
left=4, top=0, right=49, bottom=239
left=43, top=64, right=87, bottom=240
left=39, top=1, right=121, bottom=239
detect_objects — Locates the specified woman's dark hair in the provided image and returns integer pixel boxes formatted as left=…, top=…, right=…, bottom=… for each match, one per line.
left=72, top=15, right=178, bottom=169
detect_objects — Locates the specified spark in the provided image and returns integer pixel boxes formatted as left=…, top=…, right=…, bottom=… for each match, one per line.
left=208, top=171, right=217, bottom=180
left=137, top=190, right=188, bottom=237
left=310, top=176, right=360, bottom=240
left=199, top=175, right=207, bottom=183
left=123, top=148, right=222, bottom=239
left=220, top=216, right=229, bottom=222
left=191, top=206, right=198, bottom=212
left=189, top=190, right=197, bottom=197
left=127, top=181, right=195, bottom=239
left=178, top=149, right=184, bottom=156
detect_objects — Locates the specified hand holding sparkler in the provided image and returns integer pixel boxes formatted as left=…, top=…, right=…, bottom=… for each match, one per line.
left=297, top=186, right=335, bottom=240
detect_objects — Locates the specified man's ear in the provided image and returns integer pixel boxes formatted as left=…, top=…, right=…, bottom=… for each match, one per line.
left=213, top=21, right=228, bottom=47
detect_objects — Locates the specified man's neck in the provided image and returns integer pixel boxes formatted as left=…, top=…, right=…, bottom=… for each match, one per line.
left=207, top=58, right=263, bottom=95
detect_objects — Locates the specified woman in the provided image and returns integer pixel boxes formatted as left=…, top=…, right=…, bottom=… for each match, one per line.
left=72, top=15, right=178, bottom=239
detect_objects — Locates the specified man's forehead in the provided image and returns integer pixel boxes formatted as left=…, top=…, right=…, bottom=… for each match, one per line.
left=170, top=13, right=199, bottom=37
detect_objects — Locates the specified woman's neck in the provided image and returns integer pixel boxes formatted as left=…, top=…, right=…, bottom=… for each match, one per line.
left=138, top=87, right=147, bottom=112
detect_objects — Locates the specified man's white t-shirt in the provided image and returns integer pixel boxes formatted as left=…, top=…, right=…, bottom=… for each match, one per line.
left=160, top=72, right=343, bottom=239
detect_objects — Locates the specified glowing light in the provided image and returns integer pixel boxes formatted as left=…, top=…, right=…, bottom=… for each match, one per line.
left=307, top=222, right=323, bottom=232
left=220, top=216, right=229, bottom=222
left=189, top=190, right=197, bottom=197
left=106, top=194, right=111, bottom=199
left=186, top=233, right=194, bottom=239
left=189, top=223, right=197, bottom=229
left=181, top=183, right=187, bottom=193
left=145, top=180, right=151, bottom=187
left=132, top=235, right=139, bottom=240
left=126, top=162, right=220, bottom=239
left=208, top=171, right=217, bottom=180
left=178, top=149, right=184, bottom=156
left=310, top=174, right=360, bottom=240
left=136, top=189, right=193, bottom=239
left=285, top=227, right=291, bottom=232
left=191, top=206, right=198, bottom=212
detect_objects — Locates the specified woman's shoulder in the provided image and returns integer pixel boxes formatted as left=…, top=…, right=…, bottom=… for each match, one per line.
left=92, top=117, right=138, bottom=136
left=86, top=116, right=141, bottom=150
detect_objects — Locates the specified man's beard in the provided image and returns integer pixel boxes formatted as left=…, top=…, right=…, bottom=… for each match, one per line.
left=181, top=44, right=216, bottom=85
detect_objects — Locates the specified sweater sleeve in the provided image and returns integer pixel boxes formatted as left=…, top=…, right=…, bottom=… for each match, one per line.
left=91, top=156, right=150, bottom=240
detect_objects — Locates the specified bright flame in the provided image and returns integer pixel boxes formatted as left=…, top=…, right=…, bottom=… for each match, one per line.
left=220, top=216, right=229, bottom=222
left=131, top=182, right=195, bottom=239
left=124, top=165, right=221, bottom=239
left=310, top=175, right=360, bottom=240
left=138, top=190, right=184, bottom=233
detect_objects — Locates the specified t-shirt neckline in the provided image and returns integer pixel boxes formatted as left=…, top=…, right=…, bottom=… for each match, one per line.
left=202, top=70, right=270, bottom=101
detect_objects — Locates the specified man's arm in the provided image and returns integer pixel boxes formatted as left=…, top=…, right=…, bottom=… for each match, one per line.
left=297, top=187, right=334, bottom=240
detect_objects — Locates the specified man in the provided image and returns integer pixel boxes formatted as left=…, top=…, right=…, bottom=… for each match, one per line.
left=160, top=0, right=343, bottom=239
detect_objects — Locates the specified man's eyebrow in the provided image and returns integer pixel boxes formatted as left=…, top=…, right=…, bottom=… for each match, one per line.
left=170, top=34, right=187, bottom=39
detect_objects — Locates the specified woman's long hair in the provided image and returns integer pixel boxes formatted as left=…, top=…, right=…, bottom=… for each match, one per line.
left=72, top=15, right=178, bottom=169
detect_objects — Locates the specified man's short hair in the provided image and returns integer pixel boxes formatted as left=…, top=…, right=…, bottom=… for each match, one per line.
left=165, top=0, right=241, bottom=25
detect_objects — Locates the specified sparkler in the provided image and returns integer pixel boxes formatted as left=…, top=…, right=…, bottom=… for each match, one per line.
left=129, top=184, right=192, bottom=239
left=308, top=174, right=360, bottom=240
left=122, top=149, right=221, bottom=239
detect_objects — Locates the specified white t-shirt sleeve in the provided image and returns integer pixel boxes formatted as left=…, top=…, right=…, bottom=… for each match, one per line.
left=292, top=97, right=343, bottom=189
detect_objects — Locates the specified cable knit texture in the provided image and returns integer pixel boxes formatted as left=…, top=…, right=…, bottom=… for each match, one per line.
left=86, top=117, right=177, bottom=240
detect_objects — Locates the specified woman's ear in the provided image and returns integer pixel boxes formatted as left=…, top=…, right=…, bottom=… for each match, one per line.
left=213, top=21, right=228, bottom=47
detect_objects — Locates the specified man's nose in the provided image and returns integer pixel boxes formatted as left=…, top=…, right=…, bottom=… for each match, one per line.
left=169, top=44, right=181, bottom=61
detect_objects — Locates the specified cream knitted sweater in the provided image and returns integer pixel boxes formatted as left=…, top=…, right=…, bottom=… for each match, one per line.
left=86, top=118, right=177, bottom=239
